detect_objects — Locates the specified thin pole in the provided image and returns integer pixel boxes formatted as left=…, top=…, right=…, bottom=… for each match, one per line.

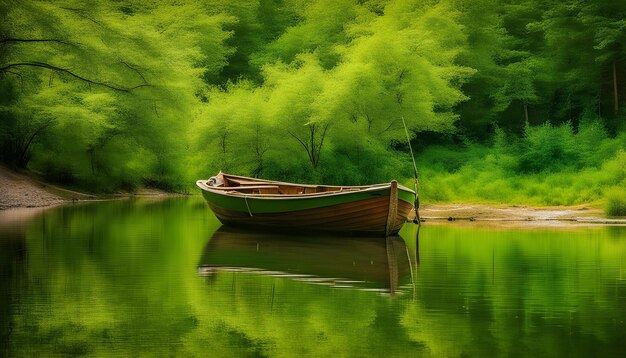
left=401, top=116, right=421, bottom=224
left=614, top=61, right=619, bottom=114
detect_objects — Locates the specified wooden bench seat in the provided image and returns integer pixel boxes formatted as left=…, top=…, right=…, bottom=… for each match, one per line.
left=211, top=185, right=280, bottom=191
left=227, top=178, right=274, bottom=185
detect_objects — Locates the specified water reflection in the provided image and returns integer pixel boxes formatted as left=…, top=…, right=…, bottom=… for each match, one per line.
left=2, top=199, right=626, bottom=357
left=198, top=227, right=419, bottom=295
left=0, top=225, right=27, bottom=357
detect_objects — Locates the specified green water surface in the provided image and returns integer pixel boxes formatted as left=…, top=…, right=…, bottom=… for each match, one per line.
left=1, top=198, right=626, bottom=357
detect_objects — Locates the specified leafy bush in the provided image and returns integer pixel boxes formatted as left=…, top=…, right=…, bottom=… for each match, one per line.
left=518, top=122, right=578, bottom=173
left=417, top=121, right=626, bottom=206
left=576, top=118, right=609, bottom=167
left=598, top=150, right=626, bottom=186
left=605, top=187, right=626, bottom=216
left=416, top=144, right=489, bottom=173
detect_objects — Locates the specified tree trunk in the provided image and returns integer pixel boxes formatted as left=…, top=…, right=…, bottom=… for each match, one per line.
left=598, top=88, right=602, bottom=117
left=88, top=148, right=95, bottom=175
left=287, top=123, right=329, bottom=170
left=15, top=121, right=52, bottom=168
left=613, top=61, right=619, bottom=114
left=523, top=102, right=529, bottom=123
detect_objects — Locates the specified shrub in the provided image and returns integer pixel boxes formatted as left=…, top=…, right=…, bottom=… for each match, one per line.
left=518, top=122, right=578, bottom=173
left=598, top=150, right=626, bottom=186
left=605, top=187, right=626, bottom=216
left=576, top=118, right=609, bottom=167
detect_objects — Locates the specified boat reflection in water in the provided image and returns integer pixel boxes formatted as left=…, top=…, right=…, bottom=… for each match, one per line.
left=198, top=227, right=419, bottom=295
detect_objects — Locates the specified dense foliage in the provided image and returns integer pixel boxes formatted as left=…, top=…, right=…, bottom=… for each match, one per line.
left=416, top=124, right=626, bottom=206
left=0, top=0, right=625, bottom=210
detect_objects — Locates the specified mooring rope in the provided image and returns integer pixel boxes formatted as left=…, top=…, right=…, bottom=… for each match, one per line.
left=244, top=195, right=253, bottom=216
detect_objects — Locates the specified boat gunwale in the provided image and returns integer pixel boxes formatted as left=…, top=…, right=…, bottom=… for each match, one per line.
left=196, top=178, right=414, bottom=201
left=220, top=173, right=415, bottom=193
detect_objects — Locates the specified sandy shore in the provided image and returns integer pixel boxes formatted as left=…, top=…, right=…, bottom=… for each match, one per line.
left=0, top=166, right=70, bottom=209
left=0, top=166, right=178, bottom=210
left=416, top=204, right=626, bottom=226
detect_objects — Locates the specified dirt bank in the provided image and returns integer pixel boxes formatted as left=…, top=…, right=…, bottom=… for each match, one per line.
left=0, top=166, right=72, bottom=209
left=0, top=166, right=180, bottom=210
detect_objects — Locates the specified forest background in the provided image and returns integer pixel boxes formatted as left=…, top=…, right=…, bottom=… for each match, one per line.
left=1, top=0, right=625, bottom=214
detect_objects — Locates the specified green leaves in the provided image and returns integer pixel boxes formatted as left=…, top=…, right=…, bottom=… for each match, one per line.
left=193, top=0, right=470, bottom=183
left=3, top=0, right=626, bottom=190
left=0, top=0, right=234, bottom=190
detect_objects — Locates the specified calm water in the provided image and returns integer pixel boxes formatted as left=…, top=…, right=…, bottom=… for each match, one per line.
left=1, top=198, right=626, bottom=357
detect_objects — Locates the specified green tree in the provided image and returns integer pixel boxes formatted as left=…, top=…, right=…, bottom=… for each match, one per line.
left=580, top=1, right=626, bottom=118
left=0, top=0, right=233, bottom=190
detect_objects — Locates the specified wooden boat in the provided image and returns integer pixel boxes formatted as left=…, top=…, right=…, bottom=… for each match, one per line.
left=196, top=172, right=415, bottom=236
left=197, top=227, right=413, bottom=294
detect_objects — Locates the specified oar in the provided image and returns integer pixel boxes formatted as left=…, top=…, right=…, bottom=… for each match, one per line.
left=401, top=116, right=421, bottom=224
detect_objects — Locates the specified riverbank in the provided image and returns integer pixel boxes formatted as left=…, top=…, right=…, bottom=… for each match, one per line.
left=0, top=166, right=72, bottom=209
left=417, top=204, right=626, bottom=226
left=2, top=166, right=624, bottom=225
left=0, top=166, right=181, bottom=210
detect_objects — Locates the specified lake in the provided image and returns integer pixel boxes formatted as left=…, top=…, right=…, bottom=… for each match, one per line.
left=1, top=197, right=626, bottom=357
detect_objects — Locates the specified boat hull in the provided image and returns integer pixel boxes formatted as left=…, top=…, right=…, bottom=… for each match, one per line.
left=199, top=184, right=414, bottom=236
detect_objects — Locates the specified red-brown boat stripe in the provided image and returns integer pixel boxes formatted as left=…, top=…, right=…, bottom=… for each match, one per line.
left=218, top=217, right=387, bottom=232
left=398, top=201, right=413, bottom=211
left=217, top=208, right=389, bottom=228
left=215, top=205, right=389, bottom=226
left=209, top=199, right=378, bottom=219
left=295, top=201, right=411, bottom=225
left=214, top=206, right=387, bottom=222
left=210, top=202, right=411, bottom=226
left=213, top=203, right=389, bottom=225
left=220, top=218, right=390, bottom=234
left=298, top=207, right=391, bottom=226
left=281, top=203, right=390, bottom=223
left=271, top=203, right=388, bottom=221
left=268, top=197, right=389, bottom=218
left=268, top=213, right=388, bottom=230
left=301, top=197, right=412, bottom=219
left=211, top=212, right=410, bottom=231
left=211, top=196, right=391, bottom=220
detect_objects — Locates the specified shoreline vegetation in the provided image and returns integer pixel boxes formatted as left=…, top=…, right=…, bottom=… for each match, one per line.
left=1, top=1, right=625, bottom=216
left=0, top=165, right=182, bottom=210
left=2, top=165, right=624, bottom=226
left=412, top=123, right=626, bottom=215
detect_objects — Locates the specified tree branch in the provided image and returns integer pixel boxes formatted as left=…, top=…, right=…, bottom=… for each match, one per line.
left=309, top=124, right=316, bottom=161
left=60, top=7, right=104, bottom=27
left=3, top=70, right=22, bottom=78
left=287, top=130, right=313, bottom=163
left=314, top=122, right=330, bottom=166
left=120, top=61, right=149, bottom=85
left=380, top=118, right=399, bottom=134
left=0, top=62, right=151, bottom=92
left=17, top=120, right=54, bottom=167
left=317, top=123, right=330, bottom=153
left=0, top=38, right=79, bottom=47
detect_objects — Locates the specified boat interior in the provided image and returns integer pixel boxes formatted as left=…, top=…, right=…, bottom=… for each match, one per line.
left=202, top=173, right=382, bottom=196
